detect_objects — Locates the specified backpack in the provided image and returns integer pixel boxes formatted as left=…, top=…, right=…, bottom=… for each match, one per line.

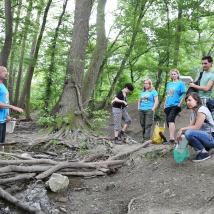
left=206, top=99, right=214, bottom=113
left=186, top=71, right=203, bottom=95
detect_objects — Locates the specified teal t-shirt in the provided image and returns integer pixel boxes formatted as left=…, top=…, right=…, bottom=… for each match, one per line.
left=165, top=81, right=186, bottom=108
left=0, top=83, right=9, bottom=123
left=198, top=70, right=214, bottom=99
left=139, top=89, right=158, bottom=110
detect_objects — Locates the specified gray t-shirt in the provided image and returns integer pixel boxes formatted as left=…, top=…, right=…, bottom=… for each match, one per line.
left=190, top=106, right=214, bottom=133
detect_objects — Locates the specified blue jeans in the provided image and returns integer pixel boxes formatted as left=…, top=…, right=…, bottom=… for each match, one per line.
left=185, top=129, right=214, bottom=151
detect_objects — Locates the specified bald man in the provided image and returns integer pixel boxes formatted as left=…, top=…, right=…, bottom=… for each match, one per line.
left=0, top=66, right=23, bottom=144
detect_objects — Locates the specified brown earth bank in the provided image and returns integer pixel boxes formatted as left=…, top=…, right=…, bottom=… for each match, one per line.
left=0, top=105, right=214, bottom=214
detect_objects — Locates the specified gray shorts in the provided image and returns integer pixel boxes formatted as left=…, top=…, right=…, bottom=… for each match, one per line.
left=112, top=107, right=132, bottom=131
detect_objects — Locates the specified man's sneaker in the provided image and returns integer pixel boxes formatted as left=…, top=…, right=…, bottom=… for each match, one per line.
left=192, top=152, right=211, bottom=162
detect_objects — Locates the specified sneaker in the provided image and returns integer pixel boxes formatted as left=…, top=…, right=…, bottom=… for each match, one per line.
left=113, top=137, right=122, bottom=145
left=163, top=139, right=175, bottom=145
left=118, top=130, right=125, bottom=138
left=192, top=152, right=211, bottom=162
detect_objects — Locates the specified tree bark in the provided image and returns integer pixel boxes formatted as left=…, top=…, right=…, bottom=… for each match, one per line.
left=173, top=0, right=183, bottom=67
left=44, top=0, right=68, bottom=113
left=18, top=0, right=52, bottom=113
left=54, top=0, right=94, bottom=127
left=8, top=0, right=22, bottom=101
left=0, top=0, right=13, bottom=67
left=13, top=0, right=33, bottom=105
left=82, top=0, right=107, bottom=107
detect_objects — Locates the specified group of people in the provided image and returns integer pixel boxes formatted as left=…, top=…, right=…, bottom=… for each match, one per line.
left=112, top=55, right=214, bottom=162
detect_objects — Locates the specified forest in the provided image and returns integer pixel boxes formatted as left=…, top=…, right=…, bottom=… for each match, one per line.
left=0, top=0, right=214, bottom=213
left=0, top=0, right=213, bottom=125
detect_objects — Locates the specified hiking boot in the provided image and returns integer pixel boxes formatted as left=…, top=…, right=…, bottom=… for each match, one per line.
left=118, top=130, right=125, bottom=138
left=113, top=137, right=122, bottom=145
left=192, top=152, right=211, bottom=162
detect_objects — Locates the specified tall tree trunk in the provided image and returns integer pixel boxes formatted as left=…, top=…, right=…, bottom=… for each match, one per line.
left=54, top=0, right=94, bottom=127
left=8, top=0, right=22, bottom=101
left=101, top=0, right=151, bottom=108
left=173, top=0, right=183, bottom=67
left=18, top=0, right=52, bottom=116
left=13, top=0, right=33, bottom=105
left=44, top=0, right=68, bottom=113
left=0, top=0, right=13, bottom=67
left=82, top=0, right=107, bottom=108
left=158, top=0, right=171, bottom=106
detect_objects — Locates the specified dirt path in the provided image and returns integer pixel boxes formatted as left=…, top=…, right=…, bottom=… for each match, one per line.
left=1, top=106, right=214, bottom=214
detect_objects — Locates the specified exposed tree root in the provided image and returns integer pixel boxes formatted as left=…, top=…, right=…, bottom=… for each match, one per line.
left=0, top=186, right=41, bottom=213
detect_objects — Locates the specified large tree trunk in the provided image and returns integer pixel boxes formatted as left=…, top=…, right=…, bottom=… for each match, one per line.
left=13, top=0, right=33, bottom=105
left=173, top=0, right=183, bottom=67
left=44, top=0, right=68, bottom=113
left=54, top=0, right=94, bottom=127
left=8, top=0, right=22, bottom=102
left=82, top=0, right=107, bottom=108
left=18, top=0, right=52, bottom=115
left=0, top=0, right=13, bottom=67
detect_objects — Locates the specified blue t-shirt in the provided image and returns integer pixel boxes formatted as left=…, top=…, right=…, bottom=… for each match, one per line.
left=139, top=89, right=158, bottom=110
left=0, top=83, right=9, bottom=123
left=165, top=81, right=186, bottom=108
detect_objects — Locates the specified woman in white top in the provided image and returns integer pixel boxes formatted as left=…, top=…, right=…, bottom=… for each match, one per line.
left=177, top=92, right=214, bottom=162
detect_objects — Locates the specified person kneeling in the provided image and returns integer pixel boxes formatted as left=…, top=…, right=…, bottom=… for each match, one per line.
left=177, top=92, right=214, bottom=162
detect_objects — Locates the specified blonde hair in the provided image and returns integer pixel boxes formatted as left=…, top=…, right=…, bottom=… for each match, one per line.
left=144, top=79, right=154, bottom=91
left=170, top=69, right=180, bottom=80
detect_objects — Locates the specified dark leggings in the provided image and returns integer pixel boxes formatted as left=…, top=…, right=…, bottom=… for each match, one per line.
left=0, top=123, right=6, bottom=143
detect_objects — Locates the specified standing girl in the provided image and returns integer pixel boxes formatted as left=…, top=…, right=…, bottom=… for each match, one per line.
left=164, top=69, right=186, bottom=143
left=138, top=79, right=158, bottom=142
left=112, top=83, right=134, bottom=144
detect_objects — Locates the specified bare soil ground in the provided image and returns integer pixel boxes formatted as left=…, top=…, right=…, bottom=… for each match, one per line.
left=1, top=105, right=214, bottom=214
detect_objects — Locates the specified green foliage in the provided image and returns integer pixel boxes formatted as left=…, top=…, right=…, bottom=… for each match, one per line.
left=89, top=109, right=110, bottom=132
left=37, top=113, right=75, bottom=130
left=144, top=150, right=163, bottom=160
left=78, top=141, right=89, bottom=155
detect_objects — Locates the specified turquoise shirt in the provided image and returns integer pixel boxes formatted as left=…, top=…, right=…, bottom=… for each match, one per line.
left=165, top=81, right=186, bottom=108
left=139, top=89, right=158, bottom=111
left=0, top=83, right=9, bottom=123
left=198, top=70, right=214, bottom=99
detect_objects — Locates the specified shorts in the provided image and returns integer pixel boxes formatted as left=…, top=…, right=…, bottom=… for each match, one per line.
left=112, top=107, right=132, bottom=131
left=164, top=106, right=181, bottom=126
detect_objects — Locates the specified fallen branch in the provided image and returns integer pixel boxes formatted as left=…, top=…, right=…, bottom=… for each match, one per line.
left=0, top=173, right=36, bottom=184
left=36, top=160, right=124, bottom=180
left=127, top=197, right=137, bottom=214
left=0, top=165, right=50, bottom=173
left=0, top=151, right=33, bottom=160
left=0, top=186, right=40, bottom=213
left=0, top=159, right=57, bottom=165
left=109, top=141, right=152, bottom=160
left=60, top=171, right=105, bottom=177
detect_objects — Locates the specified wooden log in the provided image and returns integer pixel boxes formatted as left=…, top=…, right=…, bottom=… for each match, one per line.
left=0, top=151, right=33, bottom=160
left=36, top=160, right=125, bottom=180
left=0, top=165, right=50, bottom=173
left=0, top=159, right=57, bottom=165
left=0, top=173, right=36, bottom=184
left=0, top=186, right=40, bottom=213
left=60, top=171, right=105, bottom=177
left=109, top=141, right=152, bottom=160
